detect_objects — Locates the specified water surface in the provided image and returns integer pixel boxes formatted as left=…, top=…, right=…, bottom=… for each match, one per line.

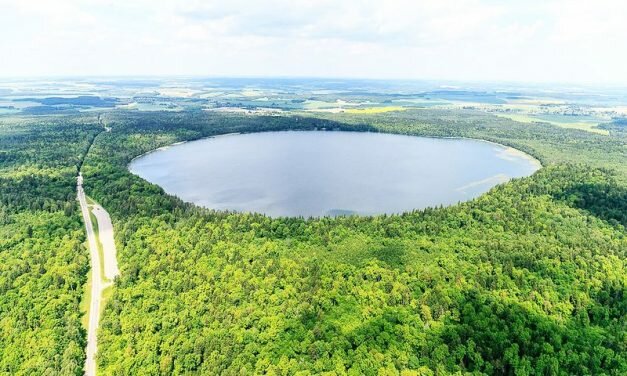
left=129, top=131, right=539, bottom=217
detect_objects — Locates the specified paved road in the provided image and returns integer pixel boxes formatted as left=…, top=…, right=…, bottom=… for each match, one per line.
left=77, top=173, right=119, bottom=376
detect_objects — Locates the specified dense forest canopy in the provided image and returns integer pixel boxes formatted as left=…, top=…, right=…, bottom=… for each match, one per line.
left=0, top=115, right=101, bottom=375
left=0, top=109, right=625, bottom=375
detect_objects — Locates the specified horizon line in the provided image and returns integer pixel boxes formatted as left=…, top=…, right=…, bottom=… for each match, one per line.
left=1, top=74, right=626, bottom=90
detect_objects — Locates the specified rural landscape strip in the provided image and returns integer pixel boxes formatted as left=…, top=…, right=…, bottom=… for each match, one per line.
left=77, top=173, right=119, bottom=376
left=77, top=120, right=120, bottom=375
left=77, top=174, right=102, bottom=376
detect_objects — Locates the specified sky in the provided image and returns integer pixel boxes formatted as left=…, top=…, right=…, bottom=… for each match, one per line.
left=1, top=0, right=626, bottom=84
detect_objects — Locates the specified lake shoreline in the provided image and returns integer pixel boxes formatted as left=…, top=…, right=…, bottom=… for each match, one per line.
left=126, top=129, right=543, bottom=172
left=128, top=130, right=542, bottom=218
left=127, top=132, right=242, bottom=166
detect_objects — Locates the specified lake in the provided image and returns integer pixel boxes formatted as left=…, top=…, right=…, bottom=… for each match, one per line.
left=129, top=131, right=540, bottom=217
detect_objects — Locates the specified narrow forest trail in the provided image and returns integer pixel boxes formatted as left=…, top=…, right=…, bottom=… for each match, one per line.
left=78, top=117, right=119, bottom=376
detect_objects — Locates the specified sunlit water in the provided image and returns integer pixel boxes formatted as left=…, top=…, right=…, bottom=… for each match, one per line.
left=129, top=131, right=539, bottom=217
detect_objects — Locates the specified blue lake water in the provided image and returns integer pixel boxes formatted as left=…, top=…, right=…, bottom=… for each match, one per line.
left=129, top=131, right=540, bottom=217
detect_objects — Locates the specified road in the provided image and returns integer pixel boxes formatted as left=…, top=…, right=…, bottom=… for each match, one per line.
left=91, top=204, right=120, bottom=280
left=77, top=173, right=119, bottom=376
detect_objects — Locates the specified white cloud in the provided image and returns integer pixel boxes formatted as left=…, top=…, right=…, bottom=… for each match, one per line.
left=0, top=0, right=625, bottom=84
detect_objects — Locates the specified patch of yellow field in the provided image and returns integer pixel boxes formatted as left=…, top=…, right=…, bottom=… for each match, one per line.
left=344, top=106, right=407, bottom=114
left=495, top=113, right=541, bottom=124
left=496, top=114, right=609, bottom=135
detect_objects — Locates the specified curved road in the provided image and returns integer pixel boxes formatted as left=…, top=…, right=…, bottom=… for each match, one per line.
left=77, top=173, right=119, bottom=376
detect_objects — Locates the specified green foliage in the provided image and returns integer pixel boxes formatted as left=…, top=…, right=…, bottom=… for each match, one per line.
left=1, top=109, right=625, bottom=375
left=80, top=110, right=625, bottom=375
left=0, top=115, right=101, bottom=374
left=90, top=163, right=625, bottom=375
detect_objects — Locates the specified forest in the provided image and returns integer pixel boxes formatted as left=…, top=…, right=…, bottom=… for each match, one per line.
left=0, top=115, right=101, bottom=374
left=0, top=109, right=625, bottom=375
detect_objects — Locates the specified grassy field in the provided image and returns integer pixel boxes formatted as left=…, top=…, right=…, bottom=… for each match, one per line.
left=344, top=106, right=407, bottom=114
left=80, top=262, right=92, bottom=330
left=81, top=200, right=112, bottom=331
left=88, top=209, right=107, bottom=283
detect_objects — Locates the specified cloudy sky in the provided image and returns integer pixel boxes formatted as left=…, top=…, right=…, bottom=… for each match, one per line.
left=1, top=0, right=626, bottom=84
